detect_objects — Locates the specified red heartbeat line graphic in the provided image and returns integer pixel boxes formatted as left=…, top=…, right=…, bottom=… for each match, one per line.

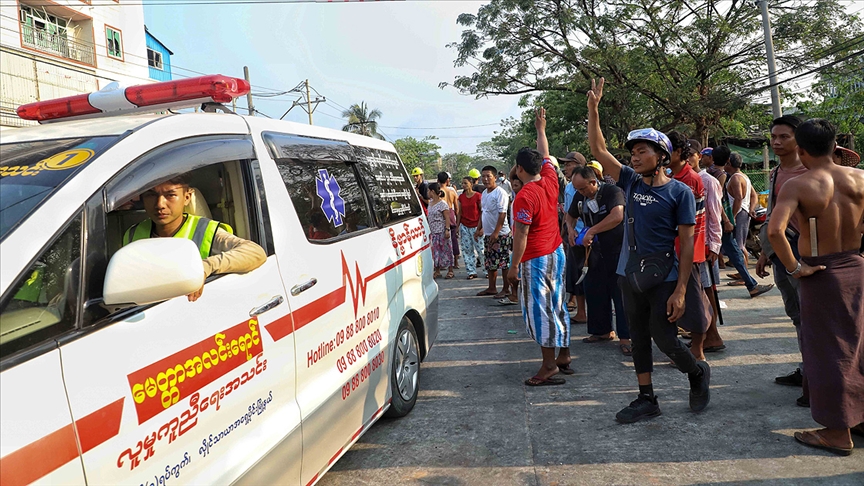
left=264, top=243, right=430, bottom=342
left=342, top=252, right=370, bottom=316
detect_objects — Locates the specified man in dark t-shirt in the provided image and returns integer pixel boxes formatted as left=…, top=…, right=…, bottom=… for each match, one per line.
left=565, top=165, right=629, bottom=353
left=587, top=77, right=710, bottom=424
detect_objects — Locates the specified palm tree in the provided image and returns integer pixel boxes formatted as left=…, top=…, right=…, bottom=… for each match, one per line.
left=341, top=102, right=384, bottom=139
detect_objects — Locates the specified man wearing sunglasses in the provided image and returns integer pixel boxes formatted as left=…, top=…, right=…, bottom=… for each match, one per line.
left=587, top=78, right=710, bottom=423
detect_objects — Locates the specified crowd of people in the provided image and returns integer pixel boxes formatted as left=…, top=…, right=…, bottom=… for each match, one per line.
left=413, top=78, right=864, bottom=456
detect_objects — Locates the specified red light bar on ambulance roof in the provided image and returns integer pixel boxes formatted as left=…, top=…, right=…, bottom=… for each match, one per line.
left=17, top=75, right=251, bottom=123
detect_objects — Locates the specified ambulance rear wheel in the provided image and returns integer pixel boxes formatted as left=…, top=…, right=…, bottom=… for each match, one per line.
left=385, top=318, right=419, bottom=418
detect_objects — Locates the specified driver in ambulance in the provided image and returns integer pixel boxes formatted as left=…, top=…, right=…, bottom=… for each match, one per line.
left=122, top=176, right=267, bottom=301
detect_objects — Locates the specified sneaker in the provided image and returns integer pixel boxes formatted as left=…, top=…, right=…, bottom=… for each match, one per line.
left=615, top=395, right=661, bottom=423
left=796, top=395, right=810, bottom=408
left=775, top=368, right=803, bottom=387
left=688, top=361, right=711, bottom=412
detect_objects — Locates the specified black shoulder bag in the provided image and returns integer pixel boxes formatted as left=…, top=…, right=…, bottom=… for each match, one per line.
left=623, top=183, right=675, bottom=293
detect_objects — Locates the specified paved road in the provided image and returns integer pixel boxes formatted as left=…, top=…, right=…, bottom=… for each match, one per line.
left=320, top=262, right=864, bottom=486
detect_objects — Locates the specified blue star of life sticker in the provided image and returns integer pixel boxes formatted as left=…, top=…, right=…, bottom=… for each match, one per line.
left=315, top=168, right=346, bottom=226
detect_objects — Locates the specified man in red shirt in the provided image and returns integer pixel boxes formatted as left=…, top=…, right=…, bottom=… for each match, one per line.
left=667, top=132, right=712, bottom=353
left=508, top=107, right=570, bottom=386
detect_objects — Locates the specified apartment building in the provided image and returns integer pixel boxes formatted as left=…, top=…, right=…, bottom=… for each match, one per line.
left=0, top=1, right=172, bottom=127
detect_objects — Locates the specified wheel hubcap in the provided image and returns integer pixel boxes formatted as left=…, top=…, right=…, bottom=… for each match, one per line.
left=394, top=329, right=419, bottom=401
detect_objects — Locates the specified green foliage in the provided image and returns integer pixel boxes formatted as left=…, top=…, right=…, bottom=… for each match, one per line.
left=393, top=136, right=441, bottom=174
left=341, top=101, right=384, bottom=139
left=443, top=0, right=862, bottom=149
left=797, top=53, right=864, bottom=144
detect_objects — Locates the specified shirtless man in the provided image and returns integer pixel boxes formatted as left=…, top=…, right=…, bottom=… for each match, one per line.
left=767, top=118, right=864, bottom=456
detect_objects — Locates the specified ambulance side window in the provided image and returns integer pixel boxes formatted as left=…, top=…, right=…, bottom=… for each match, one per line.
left=0, top=214, right=81, bottom=359
left=353, top=147, right=422, bottom=225
left=277, top=160, right=374, bottom=242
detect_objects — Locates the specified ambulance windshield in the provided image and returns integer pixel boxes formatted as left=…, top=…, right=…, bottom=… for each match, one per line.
left=0, top=136, right=117, bottom=240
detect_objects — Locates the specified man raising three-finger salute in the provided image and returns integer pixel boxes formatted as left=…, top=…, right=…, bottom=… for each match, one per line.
left=586, top=78, right=711, bottom=423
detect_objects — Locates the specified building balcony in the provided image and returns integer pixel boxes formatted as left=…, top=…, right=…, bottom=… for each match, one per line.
left=21, top=23, right=95, bottom=66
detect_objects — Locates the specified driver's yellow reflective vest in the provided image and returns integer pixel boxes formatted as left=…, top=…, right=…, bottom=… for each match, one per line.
left=122, top=214, right=233, bottom=259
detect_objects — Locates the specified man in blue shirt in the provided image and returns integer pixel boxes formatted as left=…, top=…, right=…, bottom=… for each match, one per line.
left=587, top=78, right=711, bottom=423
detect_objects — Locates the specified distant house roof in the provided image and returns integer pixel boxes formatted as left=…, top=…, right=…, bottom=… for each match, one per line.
left=144, top=26, right=174, bottom=55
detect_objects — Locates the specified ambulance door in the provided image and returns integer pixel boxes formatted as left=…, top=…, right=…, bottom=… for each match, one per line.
left=253, top=131, right=390, bottom=484
left=0, top=214, right=88, bottom=485
left=56, top=138, right=302, bottom=485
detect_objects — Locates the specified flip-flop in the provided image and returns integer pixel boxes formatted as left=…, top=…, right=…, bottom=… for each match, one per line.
left=467, top=274, right=477, bottom=280
left=619, top=343, right=632, bottom=356
left=726, top=273, right=742, bottom=280
left=476, top=289, right=497, bottom=296
left=497, top=297, right=518, bottom=305
left=557, top=364, right=576, bottom=375
left=704, top=344, right=727, bottom=353
left=524, top=375, right=566, bottom=386
left=567, top=304, right=576, bottom=311
left=582, top=335, right=614, bottom=343
left=727, top=280, right=747, bottom=286
left=749, top=284, right=774, bottom=297
left=794, top=430, right=853, bottom=456
left=445, top=272, right=455, bottom=279
left=493, top=291, right=509, bottom=299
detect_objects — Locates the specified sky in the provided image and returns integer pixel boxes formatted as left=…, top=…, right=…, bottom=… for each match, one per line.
left=143, top=0, right=522, bottom=156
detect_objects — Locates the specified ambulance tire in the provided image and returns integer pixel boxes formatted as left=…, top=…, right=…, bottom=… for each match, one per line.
left=385, top=317, right=420, bottom=418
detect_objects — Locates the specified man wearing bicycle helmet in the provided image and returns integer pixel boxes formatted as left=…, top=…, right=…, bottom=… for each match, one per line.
left=587, top=78, right=710, bottom=424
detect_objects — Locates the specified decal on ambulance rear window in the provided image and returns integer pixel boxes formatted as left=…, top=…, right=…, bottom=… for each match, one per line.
left=0, top=136, right=117, bottom=240
left=353, top=147, right=422, bottom=224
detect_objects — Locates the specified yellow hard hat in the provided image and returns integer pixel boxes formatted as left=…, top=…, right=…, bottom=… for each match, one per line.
left=411, top=167, right=424, bottom=176
left=468, top=168, right=481, bottom=179
left=587, top=161, right=603, bottom=175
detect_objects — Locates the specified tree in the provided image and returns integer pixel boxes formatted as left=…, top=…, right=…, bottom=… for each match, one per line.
left=342, top=101, right=384, bottom=139
left=798, top=55, right=864, bottom=148
left=393, top=136, right=441, bottom=174
left=442, top=0, right=862, bottom=145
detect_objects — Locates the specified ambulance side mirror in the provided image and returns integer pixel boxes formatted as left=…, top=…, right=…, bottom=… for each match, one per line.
left=103, top=239, right=205, bottom=306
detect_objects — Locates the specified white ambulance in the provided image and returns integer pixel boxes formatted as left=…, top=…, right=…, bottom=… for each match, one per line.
left=0, top=75, right=439, bottom=486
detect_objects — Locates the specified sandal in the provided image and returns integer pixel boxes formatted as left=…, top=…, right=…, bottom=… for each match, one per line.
left=467, top=274, right=477, bottom=280
left=726, top=273, right=742, bottom=280
left=582, top=335, right=614, bottom=343
left=794, top=430, right=853, bottom=456
left=497, top=297, right=518, bottom=306
left=557, top=364, right=576, bottom=375
left=445, top=271, right=455, bottom=279
left=433, top=272, right=441, bottom=279
left=476, top=289, right=497, bottom=296
left=524, top=375, right=566, bottom=386
left=749, top=284, right=774, bottom=297
left=619, top=343, right=632, bottom=356
left=727, top=280, right=747, bottom=286
left=493, top=291, right=509, bottom=299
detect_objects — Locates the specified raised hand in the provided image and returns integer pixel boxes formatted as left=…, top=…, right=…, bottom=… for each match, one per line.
left=535, top=106, right=547, bottom=132
left=587, top=78, right=605, bottom=109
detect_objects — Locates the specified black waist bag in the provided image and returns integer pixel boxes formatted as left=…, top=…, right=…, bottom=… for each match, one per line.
left=623, top=185, right=674, bottom=293
left=625, top=250, right=674, bottom=293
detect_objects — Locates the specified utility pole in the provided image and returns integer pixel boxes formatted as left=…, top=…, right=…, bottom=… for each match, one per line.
left=305, top=79, right=313, bottom=125
left=757, top=1, right=782, bottom=119
left=279, top=79, right=325, bottom=124
left=244, top=66, right=255, bottom=116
